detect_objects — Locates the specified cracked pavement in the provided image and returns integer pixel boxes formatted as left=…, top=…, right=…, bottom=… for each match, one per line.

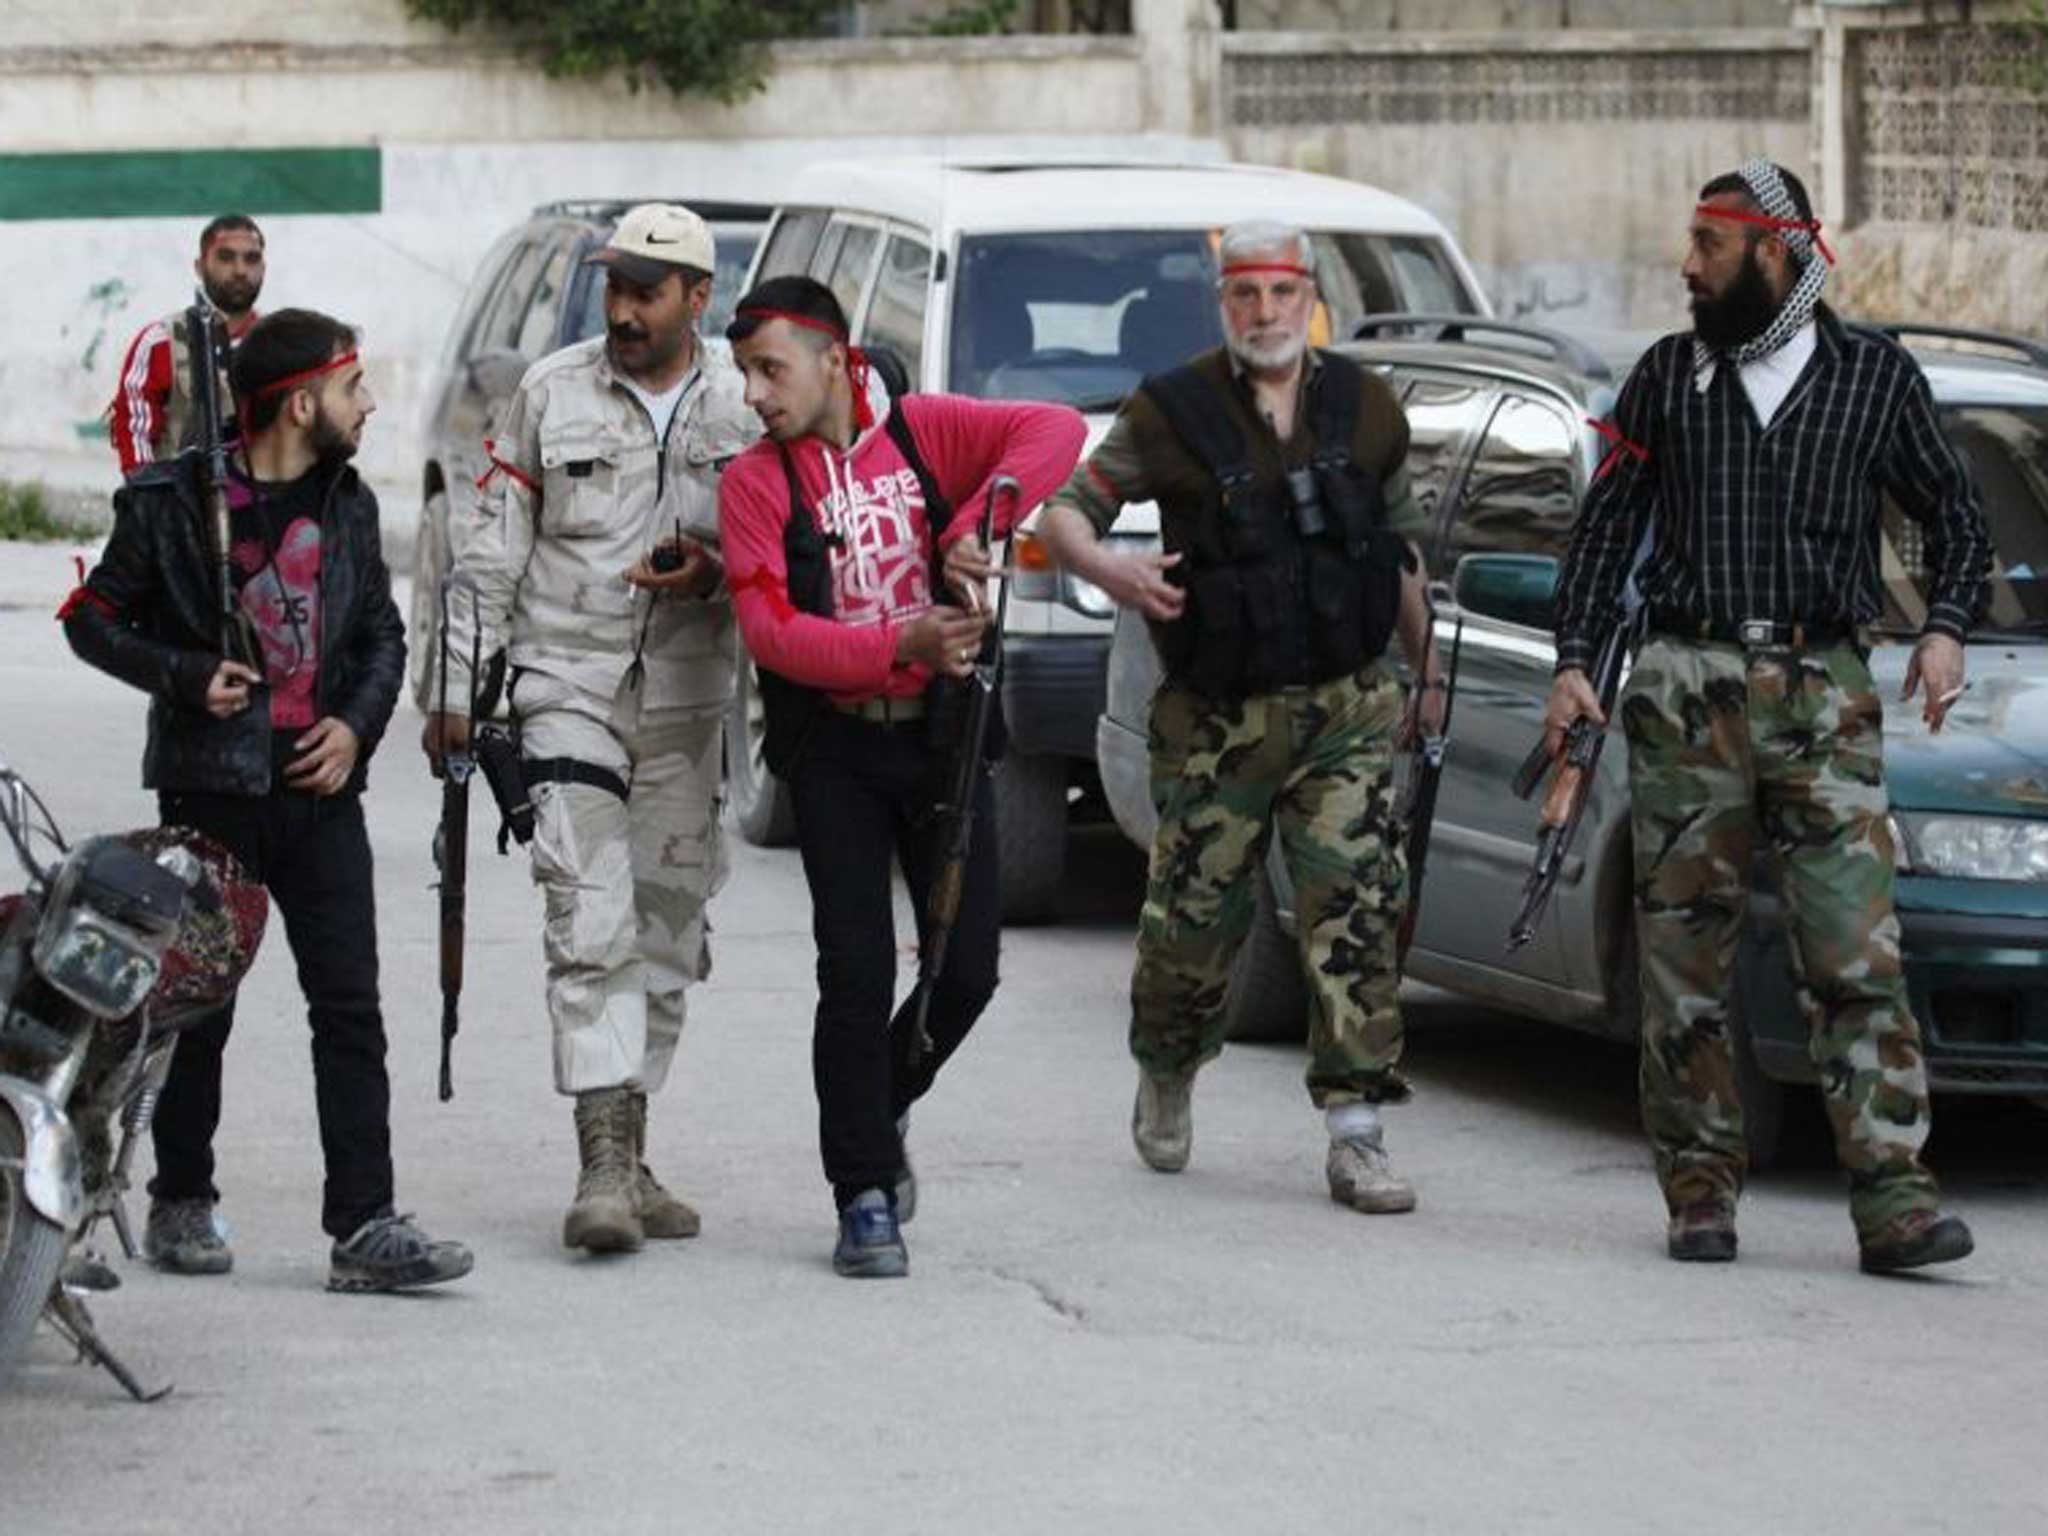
left=3, top=546, right=2045, bottom=1534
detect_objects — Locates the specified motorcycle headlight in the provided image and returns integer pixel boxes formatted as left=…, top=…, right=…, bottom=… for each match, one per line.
left=1894, top=813, right=2048, bottom=883
left=33, top=902, right=163, bottom=1019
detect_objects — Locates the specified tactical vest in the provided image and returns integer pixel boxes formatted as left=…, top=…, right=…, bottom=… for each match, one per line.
left=1142, top=351, right=1411, bottom=700
left=758, top=402, right=1002, bottom=775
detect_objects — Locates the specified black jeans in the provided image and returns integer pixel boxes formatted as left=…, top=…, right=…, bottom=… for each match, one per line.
left=788, top=711, right=1002, bottom=1210
left=151, top=788, right=393, bottom=1239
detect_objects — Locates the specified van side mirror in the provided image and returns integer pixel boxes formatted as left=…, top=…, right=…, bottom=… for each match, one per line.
left=1452, top=553, right=1560, bottom=630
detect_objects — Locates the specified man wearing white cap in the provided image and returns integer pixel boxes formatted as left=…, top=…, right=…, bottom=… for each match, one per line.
left=426, top=203, right=759, bottom=1254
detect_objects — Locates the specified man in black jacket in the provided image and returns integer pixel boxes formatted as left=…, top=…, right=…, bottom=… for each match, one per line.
left=64, top=308, right=472, bottom=1293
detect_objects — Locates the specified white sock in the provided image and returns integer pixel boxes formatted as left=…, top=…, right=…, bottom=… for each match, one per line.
left=1325, top=1102, right=1382, bottom=1143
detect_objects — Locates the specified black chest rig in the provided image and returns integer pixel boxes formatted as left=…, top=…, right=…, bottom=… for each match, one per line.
left=757, top=406, right=997, bottom=775
left=1143, top=354, right=1411, bottom=701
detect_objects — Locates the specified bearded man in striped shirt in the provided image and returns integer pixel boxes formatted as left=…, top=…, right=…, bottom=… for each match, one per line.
left=1545, top=159, right=1991, bottom=1276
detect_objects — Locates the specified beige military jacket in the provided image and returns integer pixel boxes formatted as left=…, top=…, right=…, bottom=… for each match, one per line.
left=446, top=334, right=758, bottom=715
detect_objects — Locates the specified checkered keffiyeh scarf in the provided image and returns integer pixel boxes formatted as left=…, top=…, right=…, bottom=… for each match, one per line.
left=1692, top=157, right=1830, bottom=392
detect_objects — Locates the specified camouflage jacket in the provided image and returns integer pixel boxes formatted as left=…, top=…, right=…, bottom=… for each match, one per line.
left=444, top=335, right=758, bottom=715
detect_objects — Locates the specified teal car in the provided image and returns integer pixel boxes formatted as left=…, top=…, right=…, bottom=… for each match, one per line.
left=1097, top=319, right=2048, bottom=1164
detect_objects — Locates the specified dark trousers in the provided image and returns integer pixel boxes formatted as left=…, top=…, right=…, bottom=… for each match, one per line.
left=150, top=789, right=393, bottom=1239
left=787, top=711, right=1002, bottom=1210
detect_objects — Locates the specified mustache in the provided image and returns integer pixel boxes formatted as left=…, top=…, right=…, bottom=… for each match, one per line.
left=608, top=324, right=649, bottom=344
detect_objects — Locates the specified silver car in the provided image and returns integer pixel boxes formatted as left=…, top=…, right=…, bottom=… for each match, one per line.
left=1098, top=319, right=2048, bottom=1166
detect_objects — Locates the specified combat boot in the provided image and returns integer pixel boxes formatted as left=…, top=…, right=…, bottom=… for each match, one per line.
left=1667, top=1200, right=1738, bottom=1263
left=1327, top=1130, right=1417, bottom=1214
left=627, top=1090, right=700, bottom=1239
left=1132, top=1068, right=1194, bottom=1172
left=564, top=1088, right=643, bottom=1252
left=1859, top=1210, right=1973, bottom=1275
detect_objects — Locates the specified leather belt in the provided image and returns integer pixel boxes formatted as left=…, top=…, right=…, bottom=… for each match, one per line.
left=1649, top=610, right=1856, bottom=650
left=833, top=694, right=927, bottom=724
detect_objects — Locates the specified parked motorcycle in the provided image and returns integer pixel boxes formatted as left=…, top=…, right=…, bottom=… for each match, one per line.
left=0, top=751, right=266, bottom=1399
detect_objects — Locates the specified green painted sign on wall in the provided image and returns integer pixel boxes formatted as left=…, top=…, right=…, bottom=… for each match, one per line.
left=0, top=147, right=382, bottom=221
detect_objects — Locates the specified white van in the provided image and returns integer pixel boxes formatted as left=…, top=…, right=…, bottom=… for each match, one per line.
left=727, top=158, right=1490, bottom=920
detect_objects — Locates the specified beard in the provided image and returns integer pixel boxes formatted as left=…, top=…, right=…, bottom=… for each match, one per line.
left=1690, top=247, right=1781, bottom=352
left=204, top=275, right=260, bottom=316
left=310, top=404, right=360, bottom=464
left=1226, top=325, right=1309, bottom=374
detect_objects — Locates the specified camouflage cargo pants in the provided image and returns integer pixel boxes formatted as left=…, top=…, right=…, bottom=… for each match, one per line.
left=1620, top=636, right=1938, bottom=1237
left=1131, top=663, right=1410, bottom=1105
left=516, top=670, right=729, bottom=1097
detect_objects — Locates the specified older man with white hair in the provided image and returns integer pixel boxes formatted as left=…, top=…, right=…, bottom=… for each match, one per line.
left=1037, top=220, right=1444, bottom=1212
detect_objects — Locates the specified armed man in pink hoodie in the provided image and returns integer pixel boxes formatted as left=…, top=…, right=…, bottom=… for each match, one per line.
left=720, top=276, right=1085, bottom=1278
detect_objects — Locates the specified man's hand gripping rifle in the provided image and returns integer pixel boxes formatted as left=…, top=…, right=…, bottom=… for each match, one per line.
left=1507, top=612, right=1638, bottom=952
left=909, top=475, right=1021, bottom=1064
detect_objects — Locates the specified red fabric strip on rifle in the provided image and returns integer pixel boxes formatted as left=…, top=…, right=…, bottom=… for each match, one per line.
left=1586, top=416, right=1649, bottom=482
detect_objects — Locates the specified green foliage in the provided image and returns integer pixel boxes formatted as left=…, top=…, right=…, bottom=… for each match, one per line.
left=0, top=482, right=94, bottom=543
left=402, top=0, right=840, bottom=103
left=903, top=0, right=1022, bottom=35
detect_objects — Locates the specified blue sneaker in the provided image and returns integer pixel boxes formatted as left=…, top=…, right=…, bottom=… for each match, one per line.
left=833, top=1189, right=908, bottom=1279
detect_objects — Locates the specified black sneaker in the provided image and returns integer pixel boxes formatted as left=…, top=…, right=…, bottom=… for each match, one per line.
left=1859, top=1211, right=1974, bottom=1276
left=144, top=1198, right=234, bottom=1276
left=328, top=1212, right=474, bottom=1294
left=833, top=1189, right=908, bottom=1280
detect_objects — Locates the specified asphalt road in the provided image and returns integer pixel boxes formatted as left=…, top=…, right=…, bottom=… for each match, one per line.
left=3, top=544, right=2045, bottom=1535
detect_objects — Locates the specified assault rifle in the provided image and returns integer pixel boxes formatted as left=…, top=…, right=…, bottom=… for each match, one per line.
left=432, top=576, right=518, bottom=1101
left=184, top=289, right=255, bottom=666
left=1506, top=610, right=1640, bottom=951
left=1395, top=613, right=1462, bottom=964
left=909, top=475, right=1021, bottom=1063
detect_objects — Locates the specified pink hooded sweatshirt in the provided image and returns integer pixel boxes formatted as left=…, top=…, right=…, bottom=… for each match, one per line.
left=720, top=375, right=1086, bottom=704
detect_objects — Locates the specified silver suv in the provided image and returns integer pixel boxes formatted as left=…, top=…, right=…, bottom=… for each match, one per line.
left=1099, top=317, right=2048, bottom=1167
left=409, top=198, right=769, bottom=707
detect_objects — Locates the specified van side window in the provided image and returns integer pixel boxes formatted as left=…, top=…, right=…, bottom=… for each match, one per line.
left=821, top=223, right=882, bottom=327
left=862, top=236, right=932, bottom=390
left=1442, top=392, right=1581, bottom=573
left=756, top=209, right=827, bottom=281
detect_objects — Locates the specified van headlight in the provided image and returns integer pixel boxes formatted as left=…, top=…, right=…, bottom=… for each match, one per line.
left=1894, top=813, right=2048, bottom=883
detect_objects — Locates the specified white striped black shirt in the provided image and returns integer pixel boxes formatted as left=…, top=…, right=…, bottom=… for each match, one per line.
left=1555, top=305, right=1991, bottom=672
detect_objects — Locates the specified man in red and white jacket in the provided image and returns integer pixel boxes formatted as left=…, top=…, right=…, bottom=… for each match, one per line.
left=109, top=214, right=266, bottom=478
left=720, top=275, right=1084, bottom=1279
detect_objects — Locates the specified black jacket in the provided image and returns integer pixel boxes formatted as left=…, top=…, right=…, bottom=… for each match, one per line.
left=64, top=452, right=406, bottom=797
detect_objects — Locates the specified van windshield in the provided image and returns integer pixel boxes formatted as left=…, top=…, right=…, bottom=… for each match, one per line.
left=1882, top=404, right=2048, bottom=639
left=948, top=229, right=1473, bottom=410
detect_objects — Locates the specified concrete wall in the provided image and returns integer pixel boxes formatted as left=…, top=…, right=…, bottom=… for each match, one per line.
left=1235, top=1, right=1795, bottom=28
left=0, top=1, right=1167, bottom=522
left=1223, top=28, right=1814, bottom=333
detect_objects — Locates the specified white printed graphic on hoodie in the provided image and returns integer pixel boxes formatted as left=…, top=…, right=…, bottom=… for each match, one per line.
left=812, top=377, right=935, bottom=628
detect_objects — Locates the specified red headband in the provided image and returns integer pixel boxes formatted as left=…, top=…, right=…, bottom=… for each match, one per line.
left=1220, top=262, right=1312, bottom=280
left=737, top=307, right=874, bottom=431
left=248, top=350, right=359, bottom=402
left=1694, top=205, right=1837, bottom=266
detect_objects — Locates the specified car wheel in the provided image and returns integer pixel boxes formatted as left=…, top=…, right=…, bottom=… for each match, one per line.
left=726, top=650, right=797, bottom=847
left=408, top=489, right=451, bottom=713
left=995, top=751, right=1068, bottom=925
left=1224, top=864, right=1309, bottom=1043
